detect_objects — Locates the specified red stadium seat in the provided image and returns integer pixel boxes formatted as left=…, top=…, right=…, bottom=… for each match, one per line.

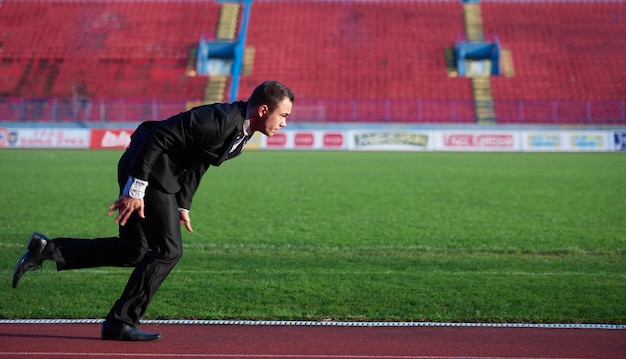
left=0, top=0, right=623, bottom=124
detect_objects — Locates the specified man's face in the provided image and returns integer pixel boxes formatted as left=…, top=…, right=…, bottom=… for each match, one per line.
left=257, top=97, right=292, bottom=137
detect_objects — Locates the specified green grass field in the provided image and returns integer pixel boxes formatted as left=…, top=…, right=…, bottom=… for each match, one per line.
left=1, top=149, right=624, bottom=323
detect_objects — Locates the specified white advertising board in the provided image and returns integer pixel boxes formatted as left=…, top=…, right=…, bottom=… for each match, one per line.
left=0, top=127, right=620, bottom=153
left=522, top=131, right=609, bottom=152
left=0, top=128, right=89, bottom=149
left=347, top=130, right=433, bottom=151
left=437, top=131, right=520, bottom=151
left=260, top=130, right=347, bottom=150
left=614, top=131, right=626, bottom=152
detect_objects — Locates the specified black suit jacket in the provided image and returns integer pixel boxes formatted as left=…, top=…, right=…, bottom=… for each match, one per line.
left=122, top=101, right=248, bottom=210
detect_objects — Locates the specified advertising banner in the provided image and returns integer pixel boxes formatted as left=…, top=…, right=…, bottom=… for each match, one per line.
left=522, top=131, right=609, bottom=152
left=566, top=131, right=609, bottom=151
left=348, top=130, right=432, bottom=151
left=89, top=129, right=134, bottom=149
left=0, top=128, right=9, bottom=147
left=522, top=132, right=563, bottom=151
left=613, top=131, right=626, bottom=152
left=1, top=127, right=620, bottom=153
left=261, top=131, right=347, bottom=150
left=90, top=129, right=261, bottom=150
left=0, top=129, right=89, bottom=148
left=438, top=131, right=519, bottom=151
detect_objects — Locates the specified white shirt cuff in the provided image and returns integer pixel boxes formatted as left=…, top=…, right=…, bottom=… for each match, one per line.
left=123, top=176, right=148, bottom=199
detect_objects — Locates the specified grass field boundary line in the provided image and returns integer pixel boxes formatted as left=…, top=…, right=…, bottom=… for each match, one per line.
left=180, top=243, right=625, bottom=256
left=0, top=268, right=619, bottom=278
left=3, top=242, right=624, bottom=257
left=0, top=319, right=623, bottom=330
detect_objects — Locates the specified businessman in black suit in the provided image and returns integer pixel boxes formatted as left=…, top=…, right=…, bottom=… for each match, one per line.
left=12, top=80, right=294, bottom=341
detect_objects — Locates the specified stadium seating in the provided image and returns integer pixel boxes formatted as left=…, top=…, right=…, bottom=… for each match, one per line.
left=0, top=0, right=624, bottom=123
left=481, top=1, right=626, bottom=123
left=484, top=1, right=626, bottom=100
left=248, top=1, right=466, bottom=97
left=238, top=0, right=475, bottom=122
left=0, top=0, right=221, bottom=99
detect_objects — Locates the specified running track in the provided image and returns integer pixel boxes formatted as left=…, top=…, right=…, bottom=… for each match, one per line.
left=0, top=321, right=624, bottom=359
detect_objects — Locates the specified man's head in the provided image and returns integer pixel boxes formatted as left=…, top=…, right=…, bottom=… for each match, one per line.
left=248, top=80, right=294, bottom=137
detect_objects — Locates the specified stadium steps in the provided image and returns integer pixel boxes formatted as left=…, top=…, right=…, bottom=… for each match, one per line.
left=463, top=3, right=484, bottom=42
left=204, top=75, right=228, bottom=104
left=217, top=3, right=240, bottom=40
left=471, top=77, right=496, bottom=124
left=242, top=47, right=255, bottom=76
left=463, top=1, right=496, bottom=124
left=500, top=48, right=515, bottom=77
left=205, top=2, right=240, bottom=102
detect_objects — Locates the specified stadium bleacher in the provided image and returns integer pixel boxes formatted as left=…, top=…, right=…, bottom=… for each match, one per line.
left=240, top=0, right=475, bottom=122
left=0, top=0, right=220, bottom=99
left=0, top=0, right=624, bottom=123
left=243, top=0, right=470, bottom=100
left=484, top=0, right=625, bottom=100
left=482, top=0, right=626, bottom=123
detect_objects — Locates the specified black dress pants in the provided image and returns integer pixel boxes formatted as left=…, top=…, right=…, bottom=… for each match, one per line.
left=49, top=156, right=183, bottom=326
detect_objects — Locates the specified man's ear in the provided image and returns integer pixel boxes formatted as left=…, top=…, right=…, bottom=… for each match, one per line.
left=258, top=104, right=269, bottom=118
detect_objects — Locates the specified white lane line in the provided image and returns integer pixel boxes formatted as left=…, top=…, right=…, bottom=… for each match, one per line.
left=0, top=319, right=623, bottom=329
left=0, top=353, right=595, bottom=359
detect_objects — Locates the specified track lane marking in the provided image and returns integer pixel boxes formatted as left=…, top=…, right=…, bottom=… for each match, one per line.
left=0, top=353, right=596, bottom=359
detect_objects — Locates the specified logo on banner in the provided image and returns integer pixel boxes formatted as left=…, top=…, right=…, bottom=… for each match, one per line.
left=444, top=134, right=514, bottom=148
left=570, top=135, right=604, bottom=148
left=266, top=132, right=287, bottom=147
left=528, top=134, right=560, bottom=148
left=294, top=133, right=314, bottom=147
left=323, top=133, right=344, bottom=147
left=101, top=130, right=132, bottom=148
left=354, top=132, right=428, bottom=147
left=89, top=129, right=132, bottom=149
left=16, top=129, right=87, bottom=148
left=613, top=131, right=626, bottom=151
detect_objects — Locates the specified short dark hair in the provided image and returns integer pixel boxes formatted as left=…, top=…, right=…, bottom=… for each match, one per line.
left=248, top=80, right=295, bottom=113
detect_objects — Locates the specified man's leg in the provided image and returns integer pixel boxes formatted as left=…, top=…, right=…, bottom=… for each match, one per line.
left=15, top=147, right=148, bottom=274
left=50, top=221, right=149, bottom=270
left=104, top=188, right=183, bottom=335
left=11, top=216, right=149, bottom=288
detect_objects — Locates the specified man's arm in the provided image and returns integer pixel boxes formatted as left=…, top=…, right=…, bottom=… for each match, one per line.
left=130, top=115, right=186, bottom=181
left=110, top=105, right=229, bottom=225
left=175, top=163, right=210, bottom=210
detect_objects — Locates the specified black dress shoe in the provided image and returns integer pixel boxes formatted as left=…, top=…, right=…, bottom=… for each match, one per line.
left=101, top=321, right=161, bottom=341
left=12, top=232, right=50, bottom=288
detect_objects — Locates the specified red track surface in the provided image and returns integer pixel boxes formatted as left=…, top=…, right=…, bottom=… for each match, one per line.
left=0, top=323, right=624, bottom=359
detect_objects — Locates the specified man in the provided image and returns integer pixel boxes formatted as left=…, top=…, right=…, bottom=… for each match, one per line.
left=12, top=80, right=294, bottom=341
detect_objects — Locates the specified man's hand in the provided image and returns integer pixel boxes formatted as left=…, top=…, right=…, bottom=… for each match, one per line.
left=179, top=210, right=193, bottom=232
left=108, top=195, right=145, bottom=226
